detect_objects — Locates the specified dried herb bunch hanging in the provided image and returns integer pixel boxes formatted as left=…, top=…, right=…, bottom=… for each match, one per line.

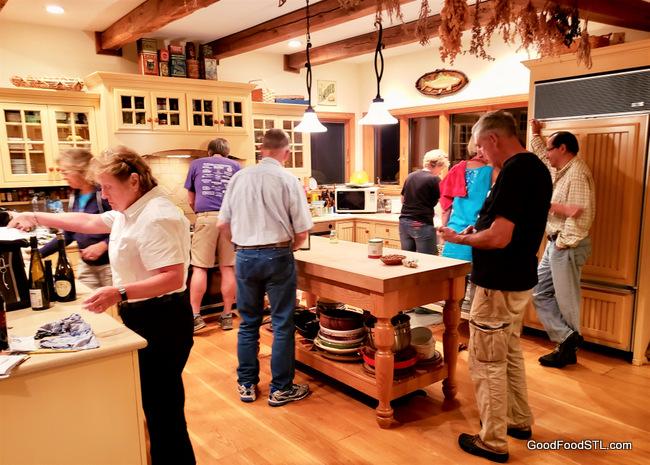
left=468, top=0, right=493, bottom=61
left=438, top=0, right=469, bottom=64
left=576, top=19, right=592, bottom=68
left=416, top=0, right=433, bottom=45
left=536, top=3, right=582, bottom=56
left=337, top=0, right=362, bottom=8
left=485, top=0, right=515, bottom=44
left=375, top=0, right=404, bottom=23
left=515, top=1, right=539, bottom=52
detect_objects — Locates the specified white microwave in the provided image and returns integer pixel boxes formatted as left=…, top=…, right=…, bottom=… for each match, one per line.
left=335, top=186, right=379, bottom=213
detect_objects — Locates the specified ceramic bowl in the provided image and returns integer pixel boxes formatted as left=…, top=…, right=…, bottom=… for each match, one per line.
left=318, top=308, right=365, bottom=331
left=410, top=326, right=436, bottom=360
left=318, top=325, right=366, bottom=340
left=380, top=254, right=406, bottom=266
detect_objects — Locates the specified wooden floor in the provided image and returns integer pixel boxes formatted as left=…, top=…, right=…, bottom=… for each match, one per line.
left=183, top=315, right=650, bottom=465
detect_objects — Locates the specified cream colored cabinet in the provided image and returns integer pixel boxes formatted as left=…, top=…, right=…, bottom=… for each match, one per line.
left=355, top=221, right=373, bottom=244
left=252, top=102, right=311, bottom=177
left=187, top=94, right=248, bottom=134
left=115, top=89, right=186, bottom=132
left=335, top=220, right=355, bottom=242
left=0, top=91, right=98, bottom=187
left=372, top=221, right=401, bottom=249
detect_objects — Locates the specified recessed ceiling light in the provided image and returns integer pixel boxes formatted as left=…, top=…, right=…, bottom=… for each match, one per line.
left=288, top=40, right=302, bottom=49
left=46, top=5, right=65, bottom=15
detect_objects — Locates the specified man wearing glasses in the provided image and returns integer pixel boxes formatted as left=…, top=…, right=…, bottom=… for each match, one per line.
left=530, top=119, right=596, bottom=368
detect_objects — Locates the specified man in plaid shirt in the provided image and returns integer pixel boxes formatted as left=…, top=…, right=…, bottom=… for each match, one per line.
left=530, top=119, right=596, bottom=368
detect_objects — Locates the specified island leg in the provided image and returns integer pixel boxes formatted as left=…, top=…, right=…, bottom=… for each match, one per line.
left=373, top=316, right=395, bottom=428
left=442, top=277, right=464, bottom=399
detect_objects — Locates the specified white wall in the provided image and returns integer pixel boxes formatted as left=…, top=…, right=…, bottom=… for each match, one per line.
left=0, top=20, right=138, bottom=86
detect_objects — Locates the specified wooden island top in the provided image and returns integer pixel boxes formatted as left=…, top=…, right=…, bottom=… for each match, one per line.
left=292, top=237, right=471, bottom=428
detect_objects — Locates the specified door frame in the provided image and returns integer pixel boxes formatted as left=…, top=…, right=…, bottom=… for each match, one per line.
left=317, top=111, right=355, bottom=183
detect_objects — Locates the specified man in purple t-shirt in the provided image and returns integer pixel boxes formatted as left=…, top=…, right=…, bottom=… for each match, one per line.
left=185, top=138, right=240, bottom=332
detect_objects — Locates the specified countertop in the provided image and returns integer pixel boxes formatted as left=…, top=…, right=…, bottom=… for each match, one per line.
left=3, top=283, right=147, bottom=379
left=311, top=213, right=400, bottom=224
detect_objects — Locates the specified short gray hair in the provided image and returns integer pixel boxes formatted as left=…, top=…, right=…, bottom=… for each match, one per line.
left=262, top=128, right=290, bottom=150
left=207, top=138, right=230, bottom=156
left=473, top=110, right=518, bottom=140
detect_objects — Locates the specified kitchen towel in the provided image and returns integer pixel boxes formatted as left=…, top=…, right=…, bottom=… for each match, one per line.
left=34, top=313, right=99, bottom=350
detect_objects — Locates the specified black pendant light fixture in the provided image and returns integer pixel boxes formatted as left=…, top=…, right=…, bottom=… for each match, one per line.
left=359, top=20, right=397, bottom=125
left=295, top=0, right=327, bottom=133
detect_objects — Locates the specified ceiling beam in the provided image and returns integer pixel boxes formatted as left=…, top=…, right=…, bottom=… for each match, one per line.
left=285, top=0, right=650, bottom=71
left=531, top=0, right=650, bottom=32
left=97, top=0, right=221, bottom=51
left=285, top=0, right=497, bottom=71
left=207, top=0, right=417, bottom=60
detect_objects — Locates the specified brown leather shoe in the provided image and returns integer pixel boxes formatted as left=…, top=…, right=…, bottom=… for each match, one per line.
left=458, top=433, right=509, bottom=463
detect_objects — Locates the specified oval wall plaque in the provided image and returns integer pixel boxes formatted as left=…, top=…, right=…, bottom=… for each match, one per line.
left=415, top=69, right=469, bottom=97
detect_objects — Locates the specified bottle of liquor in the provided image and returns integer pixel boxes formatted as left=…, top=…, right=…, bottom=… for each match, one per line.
left=29, top=236, right=51, bottom=310
left=1, top=293, right=8, bottom=351
left=44, top=260, right=55, bottom=302
left=54, top=233, right=76, bottom=302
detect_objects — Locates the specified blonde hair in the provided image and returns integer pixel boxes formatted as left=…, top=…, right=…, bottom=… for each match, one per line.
left=423, top=149, right=450, bottom=169
left=467, top=138, right=477, bottom=157
left=90, top=146, right=158, bottom=194
left=57, top=148, right=93, bottom=174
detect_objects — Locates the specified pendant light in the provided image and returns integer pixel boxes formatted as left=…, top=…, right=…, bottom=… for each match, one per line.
left=359, top=20, right=397, bottom=126
left=295, top=0, right=327, bottom=133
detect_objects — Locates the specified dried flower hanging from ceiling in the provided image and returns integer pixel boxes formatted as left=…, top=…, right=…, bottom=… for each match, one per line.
left=416, top=0, right=432, bottom=45
left=374, top=0, right=404, bottom=23
left=515, top=1, right=539, bottom=52
left=485, top=0, right=515, bottom=44
left=576, top=19, right=592, bottom=68
left=438, top=0, right=469, bottom=64
left=468, top=0, right=493, bottom=61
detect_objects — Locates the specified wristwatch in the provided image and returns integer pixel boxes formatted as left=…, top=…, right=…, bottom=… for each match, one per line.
left=118, top=286, right=128, bottom=302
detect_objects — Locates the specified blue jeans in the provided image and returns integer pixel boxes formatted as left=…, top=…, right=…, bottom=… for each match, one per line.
left=235, top=247, right=296, bottom=392
left=533, top=237, right=591, bottom=343
left=399, top=218, right=437, bottom=254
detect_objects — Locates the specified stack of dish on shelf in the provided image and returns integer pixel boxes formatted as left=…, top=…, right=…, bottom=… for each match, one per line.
left=313, top=300, right=365, bottom=362
left=410, top=326, right=442, bottom=366
left=362, top=312, right=418, bottom=378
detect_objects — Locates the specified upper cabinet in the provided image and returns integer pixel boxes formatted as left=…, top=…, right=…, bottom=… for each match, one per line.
left=252, top=102, right=311, bottom=177
left=0, top=89, right=99, bottom=187
left=85, top=72, right=254, bottom=161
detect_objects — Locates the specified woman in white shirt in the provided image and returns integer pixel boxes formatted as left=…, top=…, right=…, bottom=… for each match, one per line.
left=9, top=146, right=195, bottom=465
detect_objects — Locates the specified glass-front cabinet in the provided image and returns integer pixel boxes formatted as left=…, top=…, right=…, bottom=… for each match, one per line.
left=253, top=114, right=311, bottom=177
left=115, top=90, right=150, bottom=130
left=187, top=94, right=247, bottom=133
left=151, top=92, right=186, bottom=131
left=0, top=103, right=97, bottom=186
left=219, top=97, right=246, bottom=133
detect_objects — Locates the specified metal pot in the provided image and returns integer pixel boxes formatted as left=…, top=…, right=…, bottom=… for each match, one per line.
left=365, top=313, right=411, bottom=352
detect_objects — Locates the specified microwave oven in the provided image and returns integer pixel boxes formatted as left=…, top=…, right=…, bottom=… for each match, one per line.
left=335, top=186, right=378, bottom=213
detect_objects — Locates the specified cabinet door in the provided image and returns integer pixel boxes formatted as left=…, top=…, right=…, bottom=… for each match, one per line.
left=253, top=116, right=276, bottom=163
left=49, top=106, right=97, bottom=157
left=0, top=104, right=52, bottom=184
left=114, top=90, right=150, bottom=130
left=217, top=96, right=247, bottom=134
left=355, top=221, right=373, bottom=244
left=280, top=118, right=312, bottom=177
left=151, top=92, right=186, bottom=131
left=187, top=94, right=217, bottom=132
left=335, top=220, right=355, bottom=242
left=541, top=116, right=647, bottom=286
left=374, top=222, right=400, bottom=241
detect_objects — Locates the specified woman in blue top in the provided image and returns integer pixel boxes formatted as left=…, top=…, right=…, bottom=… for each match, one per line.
left=40, top=149, right=112, bottom=289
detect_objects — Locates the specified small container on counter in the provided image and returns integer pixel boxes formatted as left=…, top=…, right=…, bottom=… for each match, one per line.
left=368, top=238, right=383, bottom=258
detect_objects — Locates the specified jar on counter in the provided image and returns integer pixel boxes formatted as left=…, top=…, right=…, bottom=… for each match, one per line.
left=368, top=238, right=383, bottom=258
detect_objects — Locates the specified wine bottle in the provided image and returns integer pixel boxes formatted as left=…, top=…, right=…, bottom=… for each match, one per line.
left=1, top=293, right=8, bottom=351
left=29, top=236, right=51, bottom=310
left=54, top=233, right=76, bottom=302
left=44, top=259, right=55, bottom=302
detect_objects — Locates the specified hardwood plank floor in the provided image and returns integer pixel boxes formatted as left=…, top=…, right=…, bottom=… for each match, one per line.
left=183, top=316, right=649, bottom=464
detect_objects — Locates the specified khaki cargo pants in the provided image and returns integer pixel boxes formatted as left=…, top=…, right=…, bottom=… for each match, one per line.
left=469, top=286, right=534, bottom=452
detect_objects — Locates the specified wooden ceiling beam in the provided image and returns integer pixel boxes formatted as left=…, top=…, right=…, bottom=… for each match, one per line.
left=96, top=0, right=221, bottom=51
left=207, top=0, right=417, bottom=60
left=530, top=0, right=650, bottom=32
left=285, top=0, right=650, bottom=71
left=285, top=0, right=497, bottom=71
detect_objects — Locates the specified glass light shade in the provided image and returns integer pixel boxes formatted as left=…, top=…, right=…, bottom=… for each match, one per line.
left=359, top=98, right=397, bottom=125
left=295, top=108, right=327, bottom=133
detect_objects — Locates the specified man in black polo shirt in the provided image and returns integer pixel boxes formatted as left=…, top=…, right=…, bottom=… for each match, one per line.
left=441, top=111, right=552, bottom=463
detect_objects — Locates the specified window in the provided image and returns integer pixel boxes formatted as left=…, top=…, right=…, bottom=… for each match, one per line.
left=408, top=116, right=439, bottom=172
left=374, top=122, right=400, bottom=184
left=310, top=122, right=345, bottom=185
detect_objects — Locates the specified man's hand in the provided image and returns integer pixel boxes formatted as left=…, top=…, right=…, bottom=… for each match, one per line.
left=80, top=241, right=108, bottom=261
left=83, top=286, right=120, bottom=313
left=530, top=118, right=543, bottom=135
left=7, top=212, right=38, bottom=231
left=439, top=226, right=461, bottom=244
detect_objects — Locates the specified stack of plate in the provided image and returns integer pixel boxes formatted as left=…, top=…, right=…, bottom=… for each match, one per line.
left=314, top=307, right=365, bottom=362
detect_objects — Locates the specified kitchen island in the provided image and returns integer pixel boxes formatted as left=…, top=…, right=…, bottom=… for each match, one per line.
left=294, top=236, right=470, bottom=428
left=0, top=285, right=148, bottom=465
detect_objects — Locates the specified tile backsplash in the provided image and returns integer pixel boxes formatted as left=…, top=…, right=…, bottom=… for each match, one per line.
left=145, top=156, right=196, bottom=223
